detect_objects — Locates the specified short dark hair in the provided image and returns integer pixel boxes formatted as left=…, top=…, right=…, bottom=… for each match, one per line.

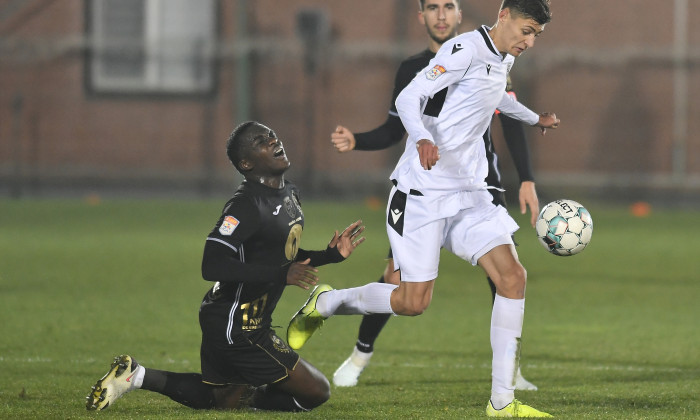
left=226, top=121, right=259, bottom=172
left=418, top=0, right=460, bottom=12
left=501, top=0, right=551, bottom=25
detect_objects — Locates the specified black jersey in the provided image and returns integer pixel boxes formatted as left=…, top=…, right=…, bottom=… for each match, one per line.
left=200, top=180, right=303, bottom=337
left=354, top=48, right=534, bottom=198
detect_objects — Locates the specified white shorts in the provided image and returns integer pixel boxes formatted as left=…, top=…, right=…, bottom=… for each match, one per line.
left=386, top=185, right=519, bottom=282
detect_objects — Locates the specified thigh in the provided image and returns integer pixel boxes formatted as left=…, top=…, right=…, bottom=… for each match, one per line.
left=388, top=220, right=442, bottom=282
left=200, top=329, right=299, bottom=387
left=387, top=189, right=444, bottom=283
left=444, top=200, right=518, bottom=266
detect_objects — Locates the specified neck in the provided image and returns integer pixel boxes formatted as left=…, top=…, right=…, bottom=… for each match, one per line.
left=247, top=174, right=284, bottom=189
left=429, top=40, right=442, bottom=53
left=487, top=25, right=507, bottom=57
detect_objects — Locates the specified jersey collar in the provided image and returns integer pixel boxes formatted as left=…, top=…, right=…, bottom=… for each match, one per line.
left=478, top=25, right=500, bottom=58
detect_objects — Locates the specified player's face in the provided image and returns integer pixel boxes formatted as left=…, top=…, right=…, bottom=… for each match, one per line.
left=497, top=9, right=545, bottom=57
left=419, top=0, right=461, bottom=48
left=244, top=124, right=290, bottom=175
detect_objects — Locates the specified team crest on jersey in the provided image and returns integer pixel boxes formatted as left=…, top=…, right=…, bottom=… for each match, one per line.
left=425, top=64, right=446, bottom=81
left=283, top=196, right=296, bottom=218
left=219, top=215, right=239, bottom=236
left=270, top=332, right=291, bottom=353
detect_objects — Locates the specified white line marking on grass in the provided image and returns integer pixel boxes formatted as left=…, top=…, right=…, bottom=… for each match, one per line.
left=0, top=357, right=692, bottom=374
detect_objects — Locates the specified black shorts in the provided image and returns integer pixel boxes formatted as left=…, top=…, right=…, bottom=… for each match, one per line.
left=200, top=328, right=300, bottom=387
left=489, top=188, right=507, bottom=208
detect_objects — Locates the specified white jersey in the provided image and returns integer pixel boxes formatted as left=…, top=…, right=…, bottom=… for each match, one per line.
left=393, top=26, right=539, bottom=196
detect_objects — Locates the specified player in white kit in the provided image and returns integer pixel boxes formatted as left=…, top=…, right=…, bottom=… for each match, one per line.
left=289, top=1, right=559, bottom=417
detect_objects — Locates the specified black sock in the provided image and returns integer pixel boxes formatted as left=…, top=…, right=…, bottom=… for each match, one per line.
left=141, top=369, right=215, bottom=409
left=356, top=276, right=392, bottom=353
left=252, top=385, right=308, bottom=412
left=487, top=276, right=497, bottom=304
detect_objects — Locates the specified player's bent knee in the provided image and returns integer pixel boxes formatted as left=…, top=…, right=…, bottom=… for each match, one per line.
left=390, top=281, right=433, bottom=315
left=383, top=261, right=400, bottom=285
left=299, top=379, right=330, bottom=409
left=391, top=297, right=429, bottom=316
left=497, top=265, right=527, bottom=298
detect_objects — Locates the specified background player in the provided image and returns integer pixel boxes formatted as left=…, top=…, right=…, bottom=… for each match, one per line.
left=85, top=121, right=365, bottom=413
left=330, top=0, right=538, bottom=391
left=289, top=0, right=559, bottom=416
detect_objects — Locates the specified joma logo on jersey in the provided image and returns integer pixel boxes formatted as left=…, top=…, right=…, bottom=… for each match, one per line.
left=425, top=64, right=446, bottom=81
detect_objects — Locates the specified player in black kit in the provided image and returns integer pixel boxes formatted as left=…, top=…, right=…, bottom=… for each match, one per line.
left=330, top=0, right=538, bottom=390
left=86, top=121, right=365, bottom=412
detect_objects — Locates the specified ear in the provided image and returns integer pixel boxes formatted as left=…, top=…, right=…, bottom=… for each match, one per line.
left=418, top=10, right=426, bottom=27
left=498, top=7, right=509, bottom=22
left=239, top=159, right=254, bottom=172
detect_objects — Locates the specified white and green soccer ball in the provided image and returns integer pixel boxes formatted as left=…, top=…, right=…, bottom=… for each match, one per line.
left=535, top=199, right=593, bottom=256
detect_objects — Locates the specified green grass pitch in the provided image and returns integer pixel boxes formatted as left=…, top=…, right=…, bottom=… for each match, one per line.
left=0, top=197, right=698, bottom=419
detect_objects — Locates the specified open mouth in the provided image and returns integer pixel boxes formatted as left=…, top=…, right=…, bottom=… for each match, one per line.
left=273, top=147, right=285, bottom=158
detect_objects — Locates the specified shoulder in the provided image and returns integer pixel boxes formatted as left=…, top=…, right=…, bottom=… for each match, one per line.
left=398, top=49, right=434, bottom=75
left=433, top=32, right=480, bottom=68
left=222, top=184, right=260, bottom=220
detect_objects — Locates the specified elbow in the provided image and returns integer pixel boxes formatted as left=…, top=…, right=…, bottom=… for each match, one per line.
left=201, top=263, right=212, bottom=282
left=201, top=254, right=217, bottom=282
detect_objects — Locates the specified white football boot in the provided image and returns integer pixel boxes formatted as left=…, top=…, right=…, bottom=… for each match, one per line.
left=515, top=367, right=538, bottom=391
left=86, top=354, right=143, bottom=410
left=332, top=347, right=373, bottom=387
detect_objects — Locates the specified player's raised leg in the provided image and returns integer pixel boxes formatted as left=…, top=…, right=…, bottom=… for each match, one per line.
left=333, top=260, right=399, bottom=387
left=287, top=281, right=398, bottom=350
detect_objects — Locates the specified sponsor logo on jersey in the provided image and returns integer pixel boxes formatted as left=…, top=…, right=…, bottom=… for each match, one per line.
left=486, top=64, right=492, bottom=75
left=219, top=215, right=239, bottom=236
left=387, top=189, right=406, bottom=236
left=425, top=64, right=446, bottom=81
left=390, top=209, right=403, bottom=224
left=451, top=43, right=463, bottom=54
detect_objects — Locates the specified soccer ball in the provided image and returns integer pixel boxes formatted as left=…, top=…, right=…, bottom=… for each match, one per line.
left=535, top=199, right=593, bottom=256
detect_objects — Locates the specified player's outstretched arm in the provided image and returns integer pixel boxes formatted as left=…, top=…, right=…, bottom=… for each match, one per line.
left=331, top=125, right=356, bottom=152
left=328, top=219, right=366, bottom=258
left=331, top=117, right=407, bottom=153
left=535, top=112, right=560, bottom=136
left=294, top=220, right=365, bottom=270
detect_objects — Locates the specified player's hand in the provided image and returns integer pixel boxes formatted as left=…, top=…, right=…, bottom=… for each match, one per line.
left=536, top=112, right=560, bottom=136
left=331, top=125, right=356, bottom=153
left=286, top=258, right=318, bottom=290
left=328, top=219, right=366, bottom=258
left=417, top=139, right=440, bottom=170
left=519, top=181, right=539, bottom=227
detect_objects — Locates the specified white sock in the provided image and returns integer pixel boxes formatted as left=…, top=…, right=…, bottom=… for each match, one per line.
left=350, top=347, right=373, bottom=368
left=316, top=283, right=397, bottom=317
left=132, top=365, right=146, bottom=388
left=490, top=295, right=525, bottom=408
